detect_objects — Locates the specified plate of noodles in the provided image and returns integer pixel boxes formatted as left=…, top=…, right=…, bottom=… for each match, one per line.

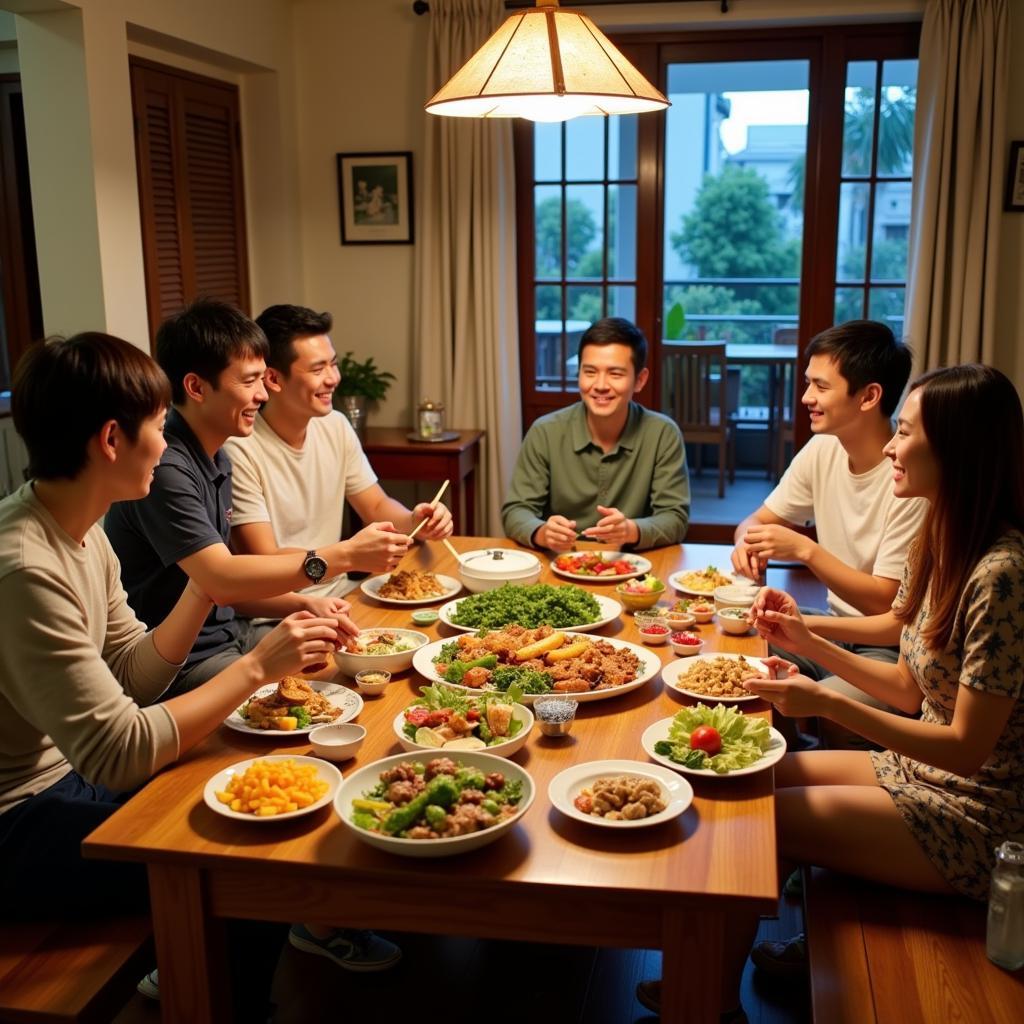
left=360, top=571, right=462, bottom=606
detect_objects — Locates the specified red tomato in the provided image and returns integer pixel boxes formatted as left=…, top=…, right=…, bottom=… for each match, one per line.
left=574, top=793, right=594, bottom=814
left=466, top=708, right=481, bottom=721
left=405, top=707, right=431, bottom=727
left=612, top=561, right=634, bottom=574
left=690, top=725, right=722, bottom=756
left=426, top=708, right=452, bottom=727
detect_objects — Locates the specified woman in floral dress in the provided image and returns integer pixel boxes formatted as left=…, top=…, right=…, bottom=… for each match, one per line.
left=637, top=364, right=1024, bottom=1022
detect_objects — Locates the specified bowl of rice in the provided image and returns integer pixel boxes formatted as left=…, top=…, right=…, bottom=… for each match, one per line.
left=334, top=629, right=429, bottom=676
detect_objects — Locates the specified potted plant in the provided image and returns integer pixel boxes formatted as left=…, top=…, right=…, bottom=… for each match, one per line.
left=333, top=352, right=396, bottom=440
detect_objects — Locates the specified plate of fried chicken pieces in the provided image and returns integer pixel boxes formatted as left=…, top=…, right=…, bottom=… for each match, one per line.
left=225, top=676, right=363, bottom=735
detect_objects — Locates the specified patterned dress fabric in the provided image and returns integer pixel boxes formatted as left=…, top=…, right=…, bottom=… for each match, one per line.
left=872, top=530, right=1024, bottom=900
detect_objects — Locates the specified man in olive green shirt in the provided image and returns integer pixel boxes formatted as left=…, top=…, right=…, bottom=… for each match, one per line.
left=502, top=318, right=689, bottom=552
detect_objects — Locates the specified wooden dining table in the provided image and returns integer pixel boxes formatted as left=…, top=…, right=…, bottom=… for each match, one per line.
left=83, top=540, right=800, bottom=1024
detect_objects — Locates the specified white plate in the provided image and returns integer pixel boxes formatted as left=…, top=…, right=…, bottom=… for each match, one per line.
left=641, top=718, right=788, bottom=777
left=335, top=751, right=535, bottom=857
left=224, top=683, right=363, bottom=735
left=359, top=573, right=462, bottom=606
left=391, top=702, right=534, bottom=758
left=438, top=592, right=622, bottom=634
left=662, top=652, right=767, bottom=703
left=668, top=569, right=739, bottom=597
left=203, top=754, right=341, bottom=822
left=549, top=552, right=653, bottom=583
left=548, top=759, right=693, bottom=828
left=411, top=634, right=661, bottom=704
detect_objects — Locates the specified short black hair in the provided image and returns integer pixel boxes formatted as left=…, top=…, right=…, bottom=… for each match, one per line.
left=255, top=304, right=333, bottom=374
left=13, top=332, right=171, bottom=481
left=578, top=317, right=648, bottom=373
left=156, top=299, right=269, bottom=405
left=806, top=319, right=912, bottom=417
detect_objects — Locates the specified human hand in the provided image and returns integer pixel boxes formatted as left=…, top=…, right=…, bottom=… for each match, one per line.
left=249, top=611, right=340, bottom=681
left=301, top=596, right=360, bottom=638
left=536, top=515, right=578, bottom=552
left=749, top=587, right=812, bottom=651
left=742, top=524, right=812, bottom=566
left=731, top=538, right=765, bottom=582
left=346, top=521, right=411, bottom=574
left=581, top=506, right=639, bottom=548
left=742, top=672, right=826, bottom=717
left=411, top=501, right=453, bottom=541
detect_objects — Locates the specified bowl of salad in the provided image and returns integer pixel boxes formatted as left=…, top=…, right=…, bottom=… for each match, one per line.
left=614, top=574, right=666, bottom=611
left=335, top=751, right=535, bottom=857
left=392, top=684, right=533, bottom=758
left=334, top=629, right=428, bottom=676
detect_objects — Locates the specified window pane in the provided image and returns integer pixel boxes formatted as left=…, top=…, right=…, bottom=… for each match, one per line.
left=834, top=286, right=865, bottom=323
left=871, top=182, right=910, bottom=281
left=534, top=185, right=562, bottom=279
left=879, top=60, right=918, bottom=177
left=566, top=117, right=605, bottom=180
left=609, top=115, right=638, bottom=180
left=534, top=122, right=562, bottom=181
left=868, top=286, right=906, bottom=334
left=566, top=184, right=604, bottom=279
left=837, top=181, right=870, bottom=282
left=608, top=285, right=636, bottom=322
left=607, top=184, right=637, bottom=279
left=535, top=287, right=565, bottom=392
left=567, top=284, right=602, bottom=325
left=842, top=61, right=876, bottom=176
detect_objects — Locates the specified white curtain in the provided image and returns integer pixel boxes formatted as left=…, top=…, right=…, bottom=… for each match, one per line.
left=415, top=0, right=521, bottom=536
left=905, top=0, right=1009, bottom=368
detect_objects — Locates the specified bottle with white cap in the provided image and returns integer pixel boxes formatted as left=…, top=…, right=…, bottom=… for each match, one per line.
left=986, top=840, right=1024, bottom=970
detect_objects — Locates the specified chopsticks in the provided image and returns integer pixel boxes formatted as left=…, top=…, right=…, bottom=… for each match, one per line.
left=407, top=479, right=450, bottom=539
left=442, top=538, right=464, bottom=564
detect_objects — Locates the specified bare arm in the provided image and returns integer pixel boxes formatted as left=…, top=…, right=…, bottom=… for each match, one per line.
left=149, top=580, right=214, bottom=664
left=348, top=483, right=454, bottom=542
left=803, top=610, right=902, bottom=646
left=231, top=521, right=302, bottom=557
left=802, top=548, right=900, bottom=615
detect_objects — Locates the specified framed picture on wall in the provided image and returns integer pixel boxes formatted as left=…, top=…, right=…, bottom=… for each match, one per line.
left=1005, top=141, right=1024, bottom=212
left=336, top=152, right=414, bottom=243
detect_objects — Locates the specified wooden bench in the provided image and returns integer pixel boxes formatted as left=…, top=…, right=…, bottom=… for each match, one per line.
left=805, top=867, right=1024, bottom=1024
left=0, top=916, right=152, bottom=1024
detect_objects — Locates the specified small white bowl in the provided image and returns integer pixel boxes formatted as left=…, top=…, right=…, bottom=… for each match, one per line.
left=309, top=722, right=366, bottom=761
left=638, top=624, right=670, bottom=645
left=669, top=632, right=704, bottom=656
left=688, top=602, right=716, bottom=624
left=717, top=607, right=754, bottom=635
left=355, top=669, right=392, bottom=696
left=334, top=629, right=429, bottom=676
left=665, top=609, right=697, bottom=630
left=714, top=583, right=760, bottom=610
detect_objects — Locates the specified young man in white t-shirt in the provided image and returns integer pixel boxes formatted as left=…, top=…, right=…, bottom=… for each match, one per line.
left=225, top=305, right=453, bottom=601
left=730, top=320, right=928, bottom=749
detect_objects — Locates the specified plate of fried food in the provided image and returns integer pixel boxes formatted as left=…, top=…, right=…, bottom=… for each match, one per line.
left=662, top=653, right=766, bottom=703
left=548, top=759, right=693, bottom=829
left=360, top=570, right=461, bottom=606
left=668, top=565, right=737, bottom=596
left=412, top=626, right=661, bottom=703
left=204, top=755, right=341, bottom=822
left=225, top=677, right=363, bottom=735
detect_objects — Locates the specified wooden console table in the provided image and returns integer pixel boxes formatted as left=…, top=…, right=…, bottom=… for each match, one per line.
left=361, top=427, right=484, bottom=534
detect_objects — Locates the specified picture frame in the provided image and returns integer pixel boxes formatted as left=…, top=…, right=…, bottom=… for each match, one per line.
left=1005, top=140, right=1024, bottom=212
left=336, top=152, right=414, bottom=244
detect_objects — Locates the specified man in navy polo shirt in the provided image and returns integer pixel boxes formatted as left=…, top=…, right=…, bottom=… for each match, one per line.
left=105, top=300, right=412, bottom=695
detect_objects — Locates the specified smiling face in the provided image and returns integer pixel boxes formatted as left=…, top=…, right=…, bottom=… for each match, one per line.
left=578, top=343, right=648, bottom=425
left=200, top=355, right=268, bottom=441
left=268, top=335, right=340, bottom=420
left=801, top=353, right=875, bottom=438
left=883, top=388, right=940, bottom=501
left=106, top=408, right=167, bottom=502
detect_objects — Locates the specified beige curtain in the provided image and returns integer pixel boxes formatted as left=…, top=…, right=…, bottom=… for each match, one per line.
left=905, top=0, right=1009, bottom=368
left=415, top=0, right=521, bottom=536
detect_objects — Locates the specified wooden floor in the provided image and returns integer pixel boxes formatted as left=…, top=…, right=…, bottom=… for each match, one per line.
left=112, top=894, right=807, bottom=1024
left=690, top=467, right=776, bottom=527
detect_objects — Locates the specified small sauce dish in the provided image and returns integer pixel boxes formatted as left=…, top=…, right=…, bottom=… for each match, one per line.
left=354, top=669, right=392, bottom=696
left=717, top=606, right=754, bottom=635
left=670, top=631, right=704, bottom=656
left=534, top=696, right=579, bottom=737
left=309, top=722, right=366, bottom=762
left=638, top=623, right=671, bottom=645
left=411, top=609, right=439, bottom=626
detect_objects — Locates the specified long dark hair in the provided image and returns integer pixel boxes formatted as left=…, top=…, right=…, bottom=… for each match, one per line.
left=895, top=364, right=1024, bottom=649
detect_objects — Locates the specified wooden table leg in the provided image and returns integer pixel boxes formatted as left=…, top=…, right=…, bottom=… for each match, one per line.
left=661, top=906, right=724, bottom=1023
left=148, top=863, right=230, bottom=1024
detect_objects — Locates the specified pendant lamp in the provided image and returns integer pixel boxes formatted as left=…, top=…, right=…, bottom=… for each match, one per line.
left=425, top=1, right=669, bottom=122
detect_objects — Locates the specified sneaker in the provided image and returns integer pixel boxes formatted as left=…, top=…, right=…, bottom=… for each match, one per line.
left=288, top=924, right=401, bottom=972
left=635, top=980, right=747, bottom=1022
left=136, top=968, right=159, bottom=1001
left=750, top=932, right=808, bottom=978
left=783, top=868, right=804, bottom=899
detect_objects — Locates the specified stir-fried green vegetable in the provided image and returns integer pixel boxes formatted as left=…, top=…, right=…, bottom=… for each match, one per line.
left=654, top=703, right=772, bottom=774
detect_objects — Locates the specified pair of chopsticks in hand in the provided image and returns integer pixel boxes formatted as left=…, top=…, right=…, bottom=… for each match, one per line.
left=405, top=478, right=463, bottom=565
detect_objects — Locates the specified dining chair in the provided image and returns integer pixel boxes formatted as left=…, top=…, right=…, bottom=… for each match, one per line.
left=661, top=341, right=733, bottom=498
left=771, top=327, right=798, bottom=479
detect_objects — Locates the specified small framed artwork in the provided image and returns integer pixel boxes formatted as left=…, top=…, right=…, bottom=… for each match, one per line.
left=1005, top=141, right=1024, bottom=212
left=336, top=151, right=414, bottom=244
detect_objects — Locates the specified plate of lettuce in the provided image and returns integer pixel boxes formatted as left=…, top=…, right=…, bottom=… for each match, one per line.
left=640, top=703, right=786, bottom=776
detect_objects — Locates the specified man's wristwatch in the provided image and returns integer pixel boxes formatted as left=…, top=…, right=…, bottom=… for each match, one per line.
left=303, top=550, right=328, bottom=583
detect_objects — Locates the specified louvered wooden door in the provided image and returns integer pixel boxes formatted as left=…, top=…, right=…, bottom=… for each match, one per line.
left=130, top=59, right=249, bottom=346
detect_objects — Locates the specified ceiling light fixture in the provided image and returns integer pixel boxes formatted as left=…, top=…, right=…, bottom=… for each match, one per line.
left=424, top=1, right=669, bottom=123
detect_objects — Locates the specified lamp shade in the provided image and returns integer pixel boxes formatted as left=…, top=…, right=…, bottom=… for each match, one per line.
left=425, top=2, right=669, bottom=122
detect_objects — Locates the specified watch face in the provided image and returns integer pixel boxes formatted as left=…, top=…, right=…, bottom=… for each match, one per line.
left=304, top=554, right=328, bottom=582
